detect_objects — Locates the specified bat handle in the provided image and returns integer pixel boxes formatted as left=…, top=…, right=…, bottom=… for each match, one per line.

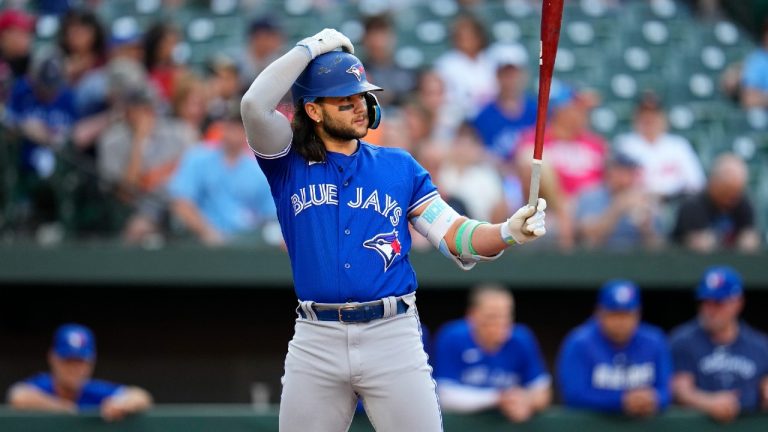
left=528, top=159, right=542, bottom=207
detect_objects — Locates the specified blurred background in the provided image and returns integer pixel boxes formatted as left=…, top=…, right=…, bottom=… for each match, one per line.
left=0, top=0, right=767, bottom=430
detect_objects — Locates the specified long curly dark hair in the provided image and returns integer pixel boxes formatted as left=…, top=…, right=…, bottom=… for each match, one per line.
left=291, top=103, right=327, bottom=162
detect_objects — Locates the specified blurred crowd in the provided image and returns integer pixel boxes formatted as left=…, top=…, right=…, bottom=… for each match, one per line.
left=0, top=0, right=765, bottom=252
left=6, top=266, right=768, bottom=423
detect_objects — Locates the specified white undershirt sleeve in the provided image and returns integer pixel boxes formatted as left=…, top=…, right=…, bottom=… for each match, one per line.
left=437, top=381, right=501, bottom=413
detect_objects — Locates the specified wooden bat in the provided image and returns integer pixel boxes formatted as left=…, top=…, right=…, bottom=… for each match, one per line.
left=528, top=0, right=565, bottom=207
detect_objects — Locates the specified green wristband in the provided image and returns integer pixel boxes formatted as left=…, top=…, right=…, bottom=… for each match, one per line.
left=467, top=222, right=488, bottom=255
left=455, top=220, right=472, bottom=256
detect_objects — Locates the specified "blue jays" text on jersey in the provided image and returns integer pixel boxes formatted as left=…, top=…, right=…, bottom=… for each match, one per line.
left=433, top=319, right=550, bottom=390
left=256, top=141, right=438, bottom=303
left=557, top=319, right=672, bottom=412
left=669, top=319, right=768, bottom=412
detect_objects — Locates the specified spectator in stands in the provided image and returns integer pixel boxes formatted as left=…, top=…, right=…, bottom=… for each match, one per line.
left=4, top=48, right=78, bottom=231
left=360, top=14, right=415, bottom=108
left=170, top=71, right=207, bottom=141
left=740, top=20, right=768, bottom=110
left=672, top=153, right=760, bottom=252
left=238, top=16, right=284, bottom=92
left=434, top=13, right=497, bottom=121
left=410, top=69, right=461, bottom=144
left=108, top=19, right=143, bottom=63
left=614, top=93, right=705, bottom=201
left=669, top=266, right=768, bottom=422
left=143, top=22, right=183, bottom=105
left=57, top=10, right=106, bottom=89
left=97, top=87, right=194, bottom=244
left=515, top=81, right=607, bottom=249
left=0, top=9, right=34, bottom=81
left=205, top=54, right=242, bottom=125
left=7, top=323, right=153, bottom=421
left=471, top=43, right=536, bottom=161
left=434, top=284, right=552, bottom=423
left=436, top=123, right=507, bottom=223
left=557, top=280, right=672, bottom=416
left=575, top=152, right=663, bottom=250
left=168, top=104, right=275, bottom=246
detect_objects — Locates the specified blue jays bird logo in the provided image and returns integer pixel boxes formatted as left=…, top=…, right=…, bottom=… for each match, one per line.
left=363, top=230, right=401, bottom=271
left=346, top=64, right=363, bottom=81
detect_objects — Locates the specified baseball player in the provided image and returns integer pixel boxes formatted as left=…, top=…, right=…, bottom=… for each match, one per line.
left=556, top=280, right=672, bottom=417
left=7, top=324, right=153, bottom=421
left=669, top=266, right=768, bottom=422
left=241, top=28, right=546, bottom=432
left=433, top=284, right=551, bottom=423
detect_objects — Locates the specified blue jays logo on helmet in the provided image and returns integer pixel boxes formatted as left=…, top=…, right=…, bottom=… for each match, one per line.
left=363, top=230, right=402, bottom=272
left=291, top=51, right=382, bottom=106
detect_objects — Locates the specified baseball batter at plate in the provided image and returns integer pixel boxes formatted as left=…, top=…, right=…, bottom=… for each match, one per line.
left=241, top=28, right=547, bottom=432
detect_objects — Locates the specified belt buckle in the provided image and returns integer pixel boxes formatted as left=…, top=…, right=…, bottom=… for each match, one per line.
left=338, top=304, right=357, bottom=323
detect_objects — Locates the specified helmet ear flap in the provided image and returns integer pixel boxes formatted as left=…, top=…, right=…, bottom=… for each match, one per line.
left=365, top=92, right=382, bottom=129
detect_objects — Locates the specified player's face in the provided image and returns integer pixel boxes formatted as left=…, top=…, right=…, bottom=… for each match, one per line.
left=597, top=309, right=640, bottom=345
left=699, top=297, right=743, bottom=332
left=469, top=294, right=513, bottom=350
left=317, top=94, right=369, bottom=141
left=49, top=354, right=94, bottom=392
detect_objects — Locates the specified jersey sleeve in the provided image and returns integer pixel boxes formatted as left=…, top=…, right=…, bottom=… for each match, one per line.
left=432, top=325, right=464, bottom=383
left=652, top=330, right=673, bottom=409
left=22, top=373, right=54, bottom=395
left=556, top=331, right=623, bottom=412
left=668, top=328, right=697, bottom=374
left=254, top=146, right=294, bottom=196
left=515, top=325, right=551, bottom=388
left=406, top=154, right=439, bottom=216
left=85, top=380, right=125, bottom=404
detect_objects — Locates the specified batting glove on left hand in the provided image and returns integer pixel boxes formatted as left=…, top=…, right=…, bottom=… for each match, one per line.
left=297, top=28, right=354, bottom=59
left=502, top=198, right=547, bottom=245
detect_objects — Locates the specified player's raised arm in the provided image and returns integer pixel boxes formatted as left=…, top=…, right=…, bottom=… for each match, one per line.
left=240, top=28, right=353, bottom=157
left=409, top=197, right=547, bottom=270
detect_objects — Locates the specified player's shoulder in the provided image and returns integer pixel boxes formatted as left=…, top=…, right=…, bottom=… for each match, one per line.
left=739, top=322, right=768, bottom=347
left=636, top=322, right=667, bottom=343
left=511, top=323, right=536, bottom=342
left=23, top=372, right=53, bottom=389
left=668, top=319, right=701, bottom=346
left=563, top=319, right=600, bottom=346
left=436, top=319, right=471, bottom=342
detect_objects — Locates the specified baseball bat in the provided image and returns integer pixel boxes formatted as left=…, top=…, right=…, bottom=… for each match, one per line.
left=528, top=0, right=565, bottom=207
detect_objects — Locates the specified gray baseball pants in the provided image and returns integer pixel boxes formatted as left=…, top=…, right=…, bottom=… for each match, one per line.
left=278, top=294, right=443, bottom=432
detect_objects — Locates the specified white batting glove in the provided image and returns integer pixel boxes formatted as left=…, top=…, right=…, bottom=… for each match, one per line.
left=501, top=198, right=547, bottom=245
left=296, top=28, right=354, bottom=59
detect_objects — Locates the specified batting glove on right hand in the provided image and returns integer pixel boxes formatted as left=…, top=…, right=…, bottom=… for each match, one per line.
left=502, top=198, right=547, bottom=245
left=297, top=28, right=354, bottom=59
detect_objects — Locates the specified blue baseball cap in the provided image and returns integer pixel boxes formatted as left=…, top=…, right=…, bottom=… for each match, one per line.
left=598, top=280, right=641, bottom=311
left=697, top=266, right=743, bottom=302
left=52, top=324, right=96, bottom=360
left=291, top=51, right=382, bottom=106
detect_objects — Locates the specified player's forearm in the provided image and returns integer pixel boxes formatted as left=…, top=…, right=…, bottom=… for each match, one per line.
left=241, top=47, right=309, bottom=156
left=115, top=387, right=153, bottom=412
left=8, top=386, right=76, bottom=413
left=526, top=386, right=552, bottom=412
left=437, top=383, right=502, bottom=413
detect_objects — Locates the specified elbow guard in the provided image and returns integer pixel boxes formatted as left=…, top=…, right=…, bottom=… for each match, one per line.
left=411, top=197, right=503, bottom=270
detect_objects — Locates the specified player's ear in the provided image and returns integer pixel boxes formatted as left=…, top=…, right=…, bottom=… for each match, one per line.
left=304, top=102, right=322, bottom=124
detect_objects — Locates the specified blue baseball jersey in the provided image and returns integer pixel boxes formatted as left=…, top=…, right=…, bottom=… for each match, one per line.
left=433, top=319, right=550, bottom=390
left=669, top=319, right=768, bottom=412
left=22, top=373, right=124, bottom=409
left=557, top=319, right=672, bottom=412
left=256, top=140, right=438, bottom=303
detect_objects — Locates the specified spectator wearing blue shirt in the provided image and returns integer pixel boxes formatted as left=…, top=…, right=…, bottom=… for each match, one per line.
left=7, top=324, right=152, bottom=421
left=669, top=266, right=768, bottom=423
left=741, top=20, right=768, bottom=110
left=557, top=280, right=672, bottom=417
left=168, top=104, right=276, bottom=246
left=575, top=152, right=663, bottom=250
left=434, top=284, right=551, bottom=423
left=471, top=43, right=536, bottom=161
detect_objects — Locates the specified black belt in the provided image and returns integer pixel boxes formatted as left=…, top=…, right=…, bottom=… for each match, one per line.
left=300, top=298, right=408, bottom=323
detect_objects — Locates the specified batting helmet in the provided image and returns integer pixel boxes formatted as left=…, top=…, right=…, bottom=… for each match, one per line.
left=291, top=51, right=383, bottom=129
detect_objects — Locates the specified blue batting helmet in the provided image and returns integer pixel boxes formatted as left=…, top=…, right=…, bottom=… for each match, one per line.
left=291, top=51, right=382, bottom=107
